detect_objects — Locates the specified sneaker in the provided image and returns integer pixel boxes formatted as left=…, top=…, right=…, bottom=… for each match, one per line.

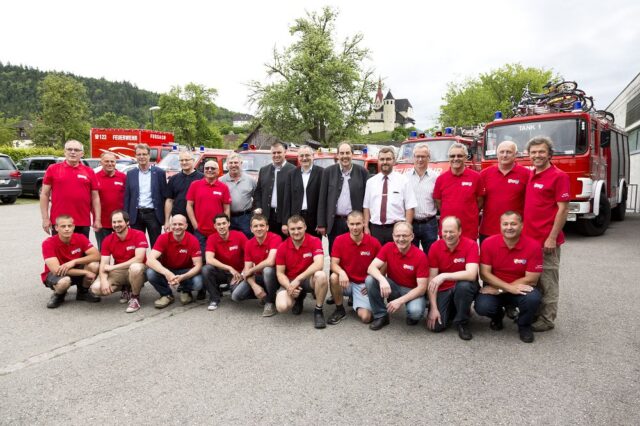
left=292, top=294, right=305, bottom=315
left=327, top=308, right=346, bottom=325
left=47, top=292, right=66, bottom=309
left=207, top=301, right=219, bottom=311
left=125, top=297, right=141, bottom=313
left=179, top=291, right=193, bottom=305
left=119, top=288, right=131, bottom=304
left=196, top=289, right=206, bottom=300
left=457, top=323, right=473, bottom=341
left=262, top=302, right=276, bottom=317
left=531, top=319, right=554, bottom=332
left=314, top=309, right=326, bottom=329
left=519, top=326, right=535, bottom=343
left=154, top=295, right=175, bottom=309
left=406, top=317, right=420, bottom=326
left=490, top=318, right=504, bottom=331
left=76, top=288, right=101, bottom=303
left=505, top=305, right=519, bottom=321
left=259, top=298, right=266, bottom=307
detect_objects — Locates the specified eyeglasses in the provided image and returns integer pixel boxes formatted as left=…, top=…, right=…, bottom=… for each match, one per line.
left=65, top=148, right=83, bottom=152
left=179, top=159, right=194, bottom=162
left=204, top=167, right=218, bottom=171
left=449, top=154, right=465, bottom=159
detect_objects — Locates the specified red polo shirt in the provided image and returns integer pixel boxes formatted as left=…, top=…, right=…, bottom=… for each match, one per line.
left=101, top=228, right=148, bottom=264
left=331, top=233, right=381, bottom=283
left=433, top=168, right=483, bottom=240
left=96, top=169, right=126, bottom=228
left=479, top=164, right=530, bottom=236
left=43, top=161, right=99, bottom=226
left=186, top=179, right=231, bottom=236
left=375, top=242, right=429, bottom=288
left=275, top=234, right=324, bottom=281
left=245, top=232, right=282, bottom=265
left=41, top=233, right=94, bottom=283
left=480, top=234, right=543, bottom=284
left=523, top=165, right=570, bottom=246
left=427, top=237, right=479, bottom=292
left=152, top=231, right=201, bottom=270
left=205, top=230, right=248, bottom=272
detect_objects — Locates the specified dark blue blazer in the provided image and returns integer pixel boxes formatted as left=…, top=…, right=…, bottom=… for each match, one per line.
left=124, top=166, right=168, bottom=225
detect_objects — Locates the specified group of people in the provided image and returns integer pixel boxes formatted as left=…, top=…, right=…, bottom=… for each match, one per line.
left=40, top=135, right=570, bottom=343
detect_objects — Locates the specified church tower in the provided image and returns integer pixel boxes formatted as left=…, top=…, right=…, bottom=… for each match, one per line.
left=373, top=77, right=384, bottom=110
left=383, top=90, right=395, bottom=132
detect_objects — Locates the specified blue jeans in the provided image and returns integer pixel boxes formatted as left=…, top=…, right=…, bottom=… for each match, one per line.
left=365, top=275, right=426, bottom=321
left=412, top=218, right=438, bottom=255
left=430, top=280, right=479, bottom=332
left=146, top=267, right=203, bottom=297
left=475, top=288, right=542, bottom=327
left=231, top=267, right=278, bottom=304
left=231, top=213, right=253, bottom=239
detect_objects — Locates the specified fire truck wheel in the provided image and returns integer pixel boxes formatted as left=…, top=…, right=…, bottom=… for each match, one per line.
left=611, top=186, right=627, bottom=222
left=577, top=193, right=611, bottom=236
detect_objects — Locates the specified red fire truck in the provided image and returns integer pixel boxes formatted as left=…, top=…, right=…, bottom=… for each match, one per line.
left=482, top=110, right=629, bottom=236
left=90, top=128, right=175, bottom=163
left=394, top=128, right=481, bottom=175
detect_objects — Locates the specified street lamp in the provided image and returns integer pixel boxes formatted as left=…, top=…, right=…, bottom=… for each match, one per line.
left=149, top=106, right=160, bottom=130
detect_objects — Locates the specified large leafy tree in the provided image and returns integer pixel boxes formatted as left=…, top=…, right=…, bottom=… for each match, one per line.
left=156, top=83, right=222, bottom=148
left=34, top=73, right=90, bottom=146
left=94, top=112, right=139, bottom=129
left=439, top=64, right=556, bottom=127
left=249, top=7, right=376, bottom=145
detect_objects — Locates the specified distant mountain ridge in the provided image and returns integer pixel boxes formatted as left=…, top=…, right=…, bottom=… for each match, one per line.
left=0, top=62, right=239, bottom=125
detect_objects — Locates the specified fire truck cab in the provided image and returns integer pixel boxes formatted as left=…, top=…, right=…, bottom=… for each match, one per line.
left=482, top=110, right=629, bottom=236
left=394, top=128, right=481, bottom=176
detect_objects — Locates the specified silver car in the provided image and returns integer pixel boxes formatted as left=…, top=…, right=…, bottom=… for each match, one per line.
left=0, top=153, right=22, bottom=204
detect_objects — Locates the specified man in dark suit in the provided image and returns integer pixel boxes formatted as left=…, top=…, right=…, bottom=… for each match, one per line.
left=124, top=143, right=168, bottom=247
left=283, top=146, right=324, bottom=237
left=253, top=142, right=295, bottom=239
left=317, top=142, right=370, bottom=252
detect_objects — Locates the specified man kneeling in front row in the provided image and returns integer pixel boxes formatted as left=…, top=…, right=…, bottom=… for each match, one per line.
left=476, top=211, right=542, bottom=343
left=41, top=215, right=100, bottom=308
left=90, top=210, right=148, bottom=313
left=275, top=215, right=328, bottom=329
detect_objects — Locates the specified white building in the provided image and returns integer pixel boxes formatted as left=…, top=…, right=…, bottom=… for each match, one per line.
left=361, top=80, right=415, bottom=134
left=607, top=72, right=640, bottom=210
left=232, top=114, right=254, bottom=128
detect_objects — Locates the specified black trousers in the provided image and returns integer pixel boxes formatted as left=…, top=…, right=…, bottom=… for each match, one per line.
left=370, top=223, right=394, bottom=246
left=202, top=265, right=233, bottom=303
left=133, top=209, right=162, bottom=247
left=431, top=281, right=479, bottom=332
left=268, top=209, right=286, bottom=239
left=328, top=216, right=349, bottom=254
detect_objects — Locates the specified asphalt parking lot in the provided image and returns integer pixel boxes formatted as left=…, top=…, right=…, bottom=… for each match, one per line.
left=0, top=202, right=639, bottom=425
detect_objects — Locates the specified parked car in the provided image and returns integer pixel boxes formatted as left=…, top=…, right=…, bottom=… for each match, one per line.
left=0, top=153, right=22, bottom=204
left=83, top=158, right=102, bottom=169
left=16, top=156, right=90, bottom=197
left=93, top=158, right=137, bottom=174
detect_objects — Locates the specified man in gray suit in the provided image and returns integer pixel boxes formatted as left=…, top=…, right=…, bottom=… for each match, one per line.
left=317, top=142, right=370, bottom=252
left=253, top=142, right=295, bottom=239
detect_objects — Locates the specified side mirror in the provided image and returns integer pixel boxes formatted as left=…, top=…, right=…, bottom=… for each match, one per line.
left=600, top=130, right=611, bottom=148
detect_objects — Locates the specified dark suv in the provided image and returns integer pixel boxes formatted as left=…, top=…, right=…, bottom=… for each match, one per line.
left=0, top=153, right=22, bottom=204
left=16, top=156, right=89, bottom=197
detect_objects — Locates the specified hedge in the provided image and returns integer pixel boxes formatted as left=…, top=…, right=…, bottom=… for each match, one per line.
left=0, top=147, right=64, bottom=163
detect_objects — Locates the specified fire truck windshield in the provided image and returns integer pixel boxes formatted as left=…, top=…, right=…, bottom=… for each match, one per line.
left=484, top=118, right=588, bottom=159
left=397, top=139, right=458, bottom=163
left=313, top=157, right=337, bottom=168
left=239, top=152, right=272, bottom=172
left=157, top=151, right=202, bottom=172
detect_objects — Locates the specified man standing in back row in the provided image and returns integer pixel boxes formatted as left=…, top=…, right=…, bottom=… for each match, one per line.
left=523, top=136, right=569, bottom=332
left=95, top=152, right=126, bottom=249
left=164, top=150, right=203, bottom=234
left=283, top=146, right=323, bottom=237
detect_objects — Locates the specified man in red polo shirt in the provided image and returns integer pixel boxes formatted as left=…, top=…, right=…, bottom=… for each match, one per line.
left=41, top=215, right=101, bottom=309
left=523, top=136, right=569, bottom=332
left=327, top=210, right=381, bottom=325
left=90, top=210, right=148, bottom=313
left=201, top=214, right=248, bottom=311
left=186, top=160, right=231, bottom=255
left=477, top=211, right=543, bottom=343
left=365, top=221, right=428, bottom=330
left=40, top=139, right=101, bottom=238
left=234, top=214, right=282, bottom=317
left=433, top=143, right=483, bottom=241
left=479, top=141, right=529, bottom=242
left=426, top=216, right=479, bottom=340
left=95, top=152, right=127, bottom=249
left=146, top=215, right=203, bottom=309
left=275, top=215, right=328, bottom=329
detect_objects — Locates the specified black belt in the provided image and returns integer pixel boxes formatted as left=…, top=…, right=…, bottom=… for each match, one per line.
left=335, top=215, right=349, bottom=220
left=413, top=216, right=436, bottom=224
left=231, top=209, right=252, bottom=217
left=370, top=223, right=395, bottom=228
left=137, top=208, right=154, bottom=213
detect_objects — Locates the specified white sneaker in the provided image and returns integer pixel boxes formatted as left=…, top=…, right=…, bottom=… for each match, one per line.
left=207, top=301, right=219, bottom=311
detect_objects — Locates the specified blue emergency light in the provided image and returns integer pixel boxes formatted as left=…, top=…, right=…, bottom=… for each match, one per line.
left=445, top=127, right=453, bottom=135
left=494, top=111, right=503, bottom=121
left=362, top=147, right=368, bottom=154
left=199, top=145, right=205, bottom=152
left=409, top=131, right=418, bottom=138
left=172, top=144, right=178, bottom=151
left=572, top=101, right=582, bottom=112
left=242, top=143, right=249, bottom=150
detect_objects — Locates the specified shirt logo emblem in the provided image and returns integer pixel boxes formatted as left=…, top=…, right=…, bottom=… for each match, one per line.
left=229, top=245, right=239, bottom=251
left=77, top=174, right=88, bottom=180
left=126, top=245, right=135, bottom=251
left=303, top=252, right=312, bottom=258
left=534, top=183, right=544, bottom=189
left=114, top=181, right=123, bottom=186
left=507, top=179, right=520, bottom=184
left=513, top=259, right=527, bottom=264
left=561, top=192, right=569, bottom=198
left=213, top=191, right=222, bottom=195
left=453, top=257, right=465, bottom=263
left=402, top=264, right=414, bottom=271
left=71, top=248, right=81, bottom=255
left=461, top=182, right=472, bottom=187
left=360, top=251, right=371, bottom=256
left=179, top=249, right=188, bottom=254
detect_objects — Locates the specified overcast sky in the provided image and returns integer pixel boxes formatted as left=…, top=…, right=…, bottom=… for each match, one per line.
left=2, top=0, right=639, bottom=129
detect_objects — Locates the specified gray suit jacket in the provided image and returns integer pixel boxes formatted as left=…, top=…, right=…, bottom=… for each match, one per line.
left=317, top=163, right=369, bottom=234
left=253, top=161, right=295, bottom=223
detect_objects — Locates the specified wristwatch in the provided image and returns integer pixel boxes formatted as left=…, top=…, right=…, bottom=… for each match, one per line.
left=497, top=288, right=504, bottom=294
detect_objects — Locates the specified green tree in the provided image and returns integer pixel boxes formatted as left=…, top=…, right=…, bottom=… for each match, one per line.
left=0, top=113, right=19, bottom=146
left=156, top=83, right=222, bottom=148
left=35, top=73, right=90, bottom=146
left=248, top=7, right=376, bottom=146
left=94, top=112, right=139, bottom=129
left=439, top=64, right=556, bottom=126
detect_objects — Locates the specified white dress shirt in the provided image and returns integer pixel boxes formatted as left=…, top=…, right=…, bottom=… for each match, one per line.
left=363, top=171, right=417, bottom=225
left=407, top=168, right=437, bottom=219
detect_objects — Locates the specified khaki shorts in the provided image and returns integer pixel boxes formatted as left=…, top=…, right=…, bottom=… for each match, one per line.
left=92, top=266, right=147, bottom=292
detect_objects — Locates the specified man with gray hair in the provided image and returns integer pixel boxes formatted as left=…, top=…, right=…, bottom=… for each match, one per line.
left=434, top=142, right=483, bottom=241
left=220, top=152, right=256, bottom=239
left=523, top=136, right=569, bottom=332
left=164, top=150, right=203, bottom=234
left=407, top=143, right=438, bottom=254
left=283, top=145, right=323, bottom=237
